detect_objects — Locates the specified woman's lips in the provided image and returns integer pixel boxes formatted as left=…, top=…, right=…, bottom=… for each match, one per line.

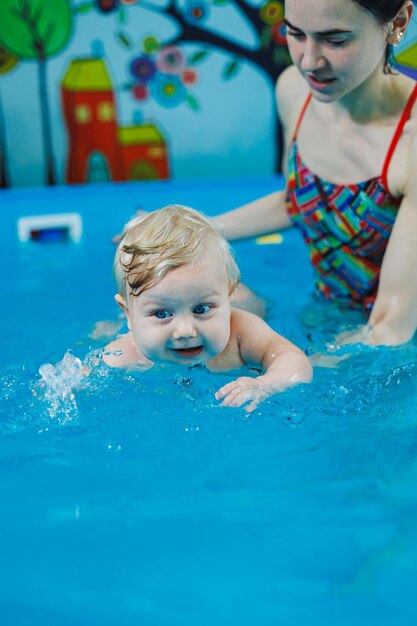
left=171, top=346, right=203, bottom=358
left=305, top=74, right=336, bottom=91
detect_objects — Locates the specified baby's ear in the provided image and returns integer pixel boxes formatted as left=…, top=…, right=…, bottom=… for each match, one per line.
left=115, top=294, right=132, bottom=330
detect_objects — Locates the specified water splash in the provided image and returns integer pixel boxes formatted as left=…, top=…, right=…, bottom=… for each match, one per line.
left=34, top=352, right=85, bottom=423
left=32, top=347, right=118, bottom=424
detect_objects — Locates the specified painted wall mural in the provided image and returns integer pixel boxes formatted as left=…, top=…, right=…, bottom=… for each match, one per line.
left=0, top=0, right=73, bottom=186
left=395, top=35, right=417, bottom=81
left=61, top=56, right=169, bottom=183
left=0, top=1, right=416, bottom=188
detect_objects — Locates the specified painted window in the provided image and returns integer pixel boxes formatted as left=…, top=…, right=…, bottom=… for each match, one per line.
left=98, top=101, right=114, bottom=122
left=75, top=105, right=91, bottom=124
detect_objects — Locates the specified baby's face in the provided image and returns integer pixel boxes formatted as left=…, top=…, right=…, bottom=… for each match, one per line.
left=126, top=260, right=232, bottom=366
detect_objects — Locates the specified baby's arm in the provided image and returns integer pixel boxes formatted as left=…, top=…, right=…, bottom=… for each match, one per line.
left=215, top=310, right=312, bottom=412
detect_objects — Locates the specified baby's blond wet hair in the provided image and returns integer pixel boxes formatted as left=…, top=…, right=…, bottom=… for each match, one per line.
left=114, top=204, right=240, bottom=298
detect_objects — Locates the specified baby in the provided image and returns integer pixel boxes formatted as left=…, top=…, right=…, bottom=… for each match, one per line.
left=104, top=205, right=312, bottom=411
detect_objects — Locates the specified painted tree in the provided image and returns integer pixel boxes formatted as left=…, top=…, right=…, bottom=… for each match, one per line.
left=0, top=0, right=74, bottom=185
left=76, top=0, right=291, bottom=171
left=0, top=46, right=19, bottom=188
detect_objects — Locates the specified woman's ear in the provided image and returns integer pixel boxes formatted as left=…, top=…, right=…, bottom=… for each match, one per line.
left=387, top=1, right=413, bottom=45
left=115, top=293, right=132, bottom=330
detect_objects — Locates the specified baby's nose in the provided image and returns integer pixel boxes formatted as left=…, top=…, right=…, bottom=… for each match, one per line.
left=172, top=318, right=198, bottom=340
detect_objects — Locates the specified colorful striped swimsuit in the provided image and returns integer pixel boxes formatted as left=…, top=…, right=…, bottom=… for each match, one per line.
left=286, top=85, right=417, bottom=308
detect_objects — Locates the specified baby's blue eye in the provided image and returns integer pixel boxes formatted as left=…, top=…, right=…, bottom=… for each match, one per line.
left=193, top=304, right=212, bottom=315
left=153, top=309, right=172, bottom=319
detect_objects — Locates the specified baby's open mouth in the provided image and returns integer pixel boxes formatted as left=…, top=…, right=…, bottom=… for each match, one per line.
left=171, top=346, right=203, bottom=358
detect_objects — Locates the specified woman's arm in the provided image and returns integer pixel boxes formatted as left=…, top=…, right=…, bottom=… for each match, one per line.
left=213, top=68, right=308, bottom=242
left=366, top=128, right=417, bottom=346
left=213, top=189, right=291, bottom=241
left=366, top=196, right=417, bottom=345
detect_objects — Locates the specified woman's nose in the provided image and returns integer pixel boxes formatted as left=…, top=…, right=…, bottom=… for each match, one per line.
left=300, top=39, right=326, bottom=72
left=172, top=318, right=198, bottom=340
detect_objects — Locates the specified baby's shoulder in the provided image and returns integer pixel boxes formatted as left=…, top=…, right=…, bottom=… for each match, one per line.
left=103, top=332, right=140, bottom=368
left=230, top=306, right=257, bottom=327
left=229, top=308, right=269, bottom=338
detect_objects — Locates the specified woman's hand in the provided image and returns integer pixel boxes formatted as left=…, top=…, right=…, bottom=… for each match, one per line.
left=338, top=319, right=414, bottom=347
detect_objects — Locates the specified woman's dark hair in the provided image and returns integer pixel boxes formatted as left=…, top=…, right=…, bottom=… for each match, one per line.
left=352, top=1, right=413, bottom=73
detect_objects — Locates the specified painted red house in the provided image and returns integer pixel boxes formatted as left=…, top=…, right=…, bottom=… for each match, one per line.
left=61, top=58, right=170, bottom=184
left=118, top=124, right=169, bottom=181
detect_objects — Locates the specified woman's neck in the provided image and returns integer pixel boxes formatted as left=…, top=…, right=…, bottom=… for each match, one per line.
left=323, top=64, right=409, bottom=124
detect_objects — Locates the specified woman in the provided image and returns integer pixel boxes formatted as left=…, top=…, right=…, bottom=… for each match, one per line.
left=215, top=0, right=417, bottom=346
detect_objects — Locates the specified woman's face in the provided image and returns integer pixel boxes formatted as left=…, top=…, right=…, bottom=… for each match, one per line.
left=285, top=0, right=390, bottom=102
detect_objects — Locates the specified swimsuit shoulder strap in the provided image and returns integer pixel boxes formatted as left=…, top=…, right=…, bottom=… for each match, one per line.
left=381, top=83, right=417, bottom=193
left=290, top=93, right=313, bottom=143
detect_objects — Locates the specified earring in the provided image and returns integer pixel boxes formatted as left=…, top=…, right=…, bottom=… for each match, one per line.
left=396, top=31, right=403, bottom=44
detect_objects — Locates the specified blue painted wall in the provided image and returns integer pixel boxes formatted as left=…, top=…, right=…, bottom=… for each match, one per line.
left=0, top=0, right=416, bottom=188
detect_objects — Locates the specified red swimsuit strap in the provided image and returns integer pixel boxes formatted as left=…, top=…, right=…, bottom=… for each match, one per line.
left=291, top=93, right=313, bottom=142
left=381, top=83, right=417, bottom=195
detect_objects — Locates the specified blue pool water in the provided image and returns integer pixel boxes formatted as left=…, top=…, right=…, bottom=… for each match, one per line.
left=1, top=178, right=417, bottom=625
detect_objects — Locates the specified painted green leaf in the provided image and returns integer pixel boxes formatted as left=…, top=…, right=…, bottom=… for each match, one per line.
left=0, top=0, right=73, bottom=60
left=261, top=25, right=272, bottom=50
left=74, top=1, right=94, bottom=14
left=273, top=47, right=291, bottom=66
left=186, top=94, right=200, bottom=111
left=189, top=50, right=208, bottom=65
left=223, top=59, right=240, bottom=80
left=116, top=31, right=133, bottom=49
left=117, top=6, right=128, bottom=25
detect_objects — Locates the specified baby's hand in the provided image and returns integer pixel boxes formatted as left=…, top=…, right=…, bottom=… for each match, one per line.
left=215, top=376, right=274, bottom=413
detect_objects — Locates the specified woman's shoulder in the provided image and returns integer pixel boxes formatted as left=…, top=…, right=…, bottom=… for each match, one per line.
left=390, top=77, right=417, bottom=196
left=404, top=86, right=417, bottom=196
left=275, top=65, right=309, bottom=132
left=407, top=80, right=417, bottom=120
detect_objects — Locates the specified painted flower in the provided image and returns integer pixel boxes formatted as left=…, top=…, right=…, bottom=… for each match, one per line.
left=142, top=35, right=161, bottom=55
left=156, top=46, right=185, bottom=75
left=96, top=0, right=119, bottom=13
left=272, top=20, right=287, bottom=46
left=129, top=55, right=157, bottom=82
left=184, top=0, right=209, bottom=25
left=151, top=74, right=186, bottom=108
left=260, top=1, right=284, bottom=25
left=182, top=68, right=198, bottom=85
left=132, top=84, right=149, bottom=101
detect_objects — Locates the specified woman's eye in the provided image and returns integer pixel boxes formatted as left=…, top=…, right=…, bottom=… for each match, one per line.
left=287, top=31, right=305, bottom=40
left=326, top=38, right=348, bottom=47
left=193, top=304, right=212, bottom=315
left=153, top=309, right=172, bottom=319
